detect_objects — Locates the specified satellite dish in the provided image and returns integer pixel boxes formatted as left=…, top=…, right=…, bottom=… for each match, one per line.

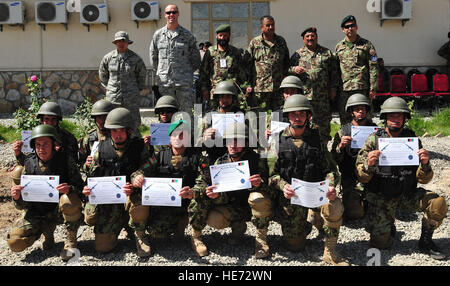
left=37, top=2, right=57, bottom=22
left=82, top=4, right=100, bottom=22
left=134, top=1, right=151, bottom=19
left=0, top=3, right=10, bottom=22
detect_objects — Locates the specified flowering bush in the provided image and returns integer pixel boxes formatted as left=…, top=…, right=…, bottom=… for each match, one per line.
left=13, top=75, right=45, bottom=131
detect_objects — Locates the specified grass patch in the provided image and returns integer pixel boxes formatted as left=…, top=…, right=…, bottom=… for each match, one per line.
left=330, top=122, right=340, bottom=140
left=139, top=124, right=150, bottom=136
left=0, top=125, right=21, bottom=142
left=59, top=120, right=88, bottom=140
left=406, top=107, right=450, bottom=136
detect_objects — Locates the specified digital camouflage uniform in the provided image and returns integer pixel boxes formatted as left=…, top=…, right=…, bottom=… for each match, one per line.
left=247, top=34, right=290, bottom=111
left=150, top=25, right=201, bottom=114
left=289, top=45, right=339, bottom=142
left=99, top=48, right=147, bottom=133
left=335, top=35, right=378, bottom=124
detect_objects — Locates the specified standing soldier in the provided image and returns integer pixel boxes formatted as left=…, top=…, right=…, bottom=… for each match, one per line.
left=7, top=124, right=84, bottom=261
left=331, top=93, right=378, bottom=221
left=189, top=122, right=272, bottom=259
left=247, top=15, right=290, bottom=112
left=82, top=108, right=153, bottom=256
left=335, top=15, right=378, bottom=125
left=149, top=4, right=201, bottom=114
left=269, top=94, right=349, bottom=266
left=290, top=27, right=338, bottom=143
left=356, top=97, right=448, bottom=260
left=99, top=31, right=147, bottom=136
left=198, top=24, right=248, bottom=111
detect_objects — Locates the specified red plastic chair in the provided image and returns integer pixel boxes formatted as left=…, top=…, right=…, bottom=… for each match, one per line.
left=433, top=74, right=450, bottom=96
left=390, top=74, right=412, bottom=97
left=376, top=75, right=390, bottom=96
left=411, top=74, right=435, bottom=97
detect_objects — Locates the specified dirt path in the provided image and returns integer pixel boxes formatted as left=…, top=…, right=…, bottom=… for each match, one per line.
left=0, top=169, right=22, bottom=229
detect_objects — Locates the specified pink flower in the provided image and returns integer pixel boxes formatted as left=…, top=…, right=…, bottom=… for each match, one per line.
left=30, top=75, right=37, bottom=82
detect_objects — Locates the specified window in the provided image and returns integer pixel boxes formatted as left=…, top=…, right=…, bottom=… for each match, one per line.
left=192, top=1, right=270, bottom=50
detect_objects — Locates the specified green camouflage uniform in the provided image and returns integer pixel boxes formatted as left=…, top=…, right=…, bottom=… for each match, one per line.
left=289, top=45, right=339, bottom=142
left=247, top=34, right=290, bottom=111
left=199, top=45, right=248, bottom=110
left=355, top=128, right=446, bottom=237
left=269, top=127, right=342, bottom=239
left=99, top=49, right=147, bottom=130
left=335, top=35, right=378, bottom=124
left=189, top=149, right=271, bottom=231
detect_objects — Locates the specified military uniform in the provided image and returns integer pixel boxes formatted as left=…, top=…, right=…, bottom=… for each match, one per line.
left=335, top=35, right=378, bottom=124
left=78, top=127, right=108, bottom=172
left=150, top=25, right=201, bottom=114
left=247, top=34, right=290, bottom=111
left=289, top=45, right=338, bottom=142
left=437, top=39, right=450, bottom=75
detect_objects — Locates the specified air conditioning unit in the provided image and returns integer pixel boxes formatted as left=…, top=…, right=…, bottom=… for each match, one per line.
left=381, top=0, right=412, bottom=20
left=80, top=3, right=109, bottom=24
left=35, top=0, right=67, bottom=24
left=131, top=0, right=159, bottom=21
left=0, top=1, right=25, bottom=24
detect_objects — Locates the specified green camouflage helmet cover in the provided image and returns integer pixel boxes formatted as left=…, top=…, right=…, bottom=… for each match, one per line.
left=30, top=124, right=61, bottom=149
left=91, top=99, right=115, bottom=117
left=37, top=101, right=62, bottom=119
left=380, top=97, right=411, bottom=119
left=345, top=93, right=370, bottom=112
left=283, top=94, right=313, bottom=114
left=104, top=107, right=134, bottom=129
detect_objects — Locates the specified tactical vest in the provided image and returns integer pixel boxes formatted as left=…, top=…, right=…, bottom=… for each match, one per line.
left=157, top=147, right=200, bottom=188
left=97, top=137, right=145, bottom=181
left=278, top=128, right=325, bottom=183
left=366, top=128, right=418, bottom=199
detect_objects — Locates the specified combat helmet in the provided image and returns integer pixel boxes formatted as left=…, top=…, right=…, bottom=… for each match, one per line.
left=29, top=124, right=61, bottom=149
left=104, top=107, right=134, bottom=129
left=91, top=99, right=115, bottom=117
left=222, top=122, right=248, bottom=140
left=380, top=97, right=411, bottom=120
left=280, top=75, right=303, bottom=90
left=283, top=94, right=313, bottom=114
left=155, top=95, right=179, bottom=114
left=213, top=81, right=237, bottom=98
left=37, top=101, right=62, bottom=120
left=345, top=93, right=370, bottom=112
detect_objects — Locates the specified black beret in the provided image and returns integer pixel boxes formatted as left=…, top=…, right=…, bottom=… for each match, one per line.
left=341, top=15, right=356, bottom=27
left=301, top=27, right=317, bottom=38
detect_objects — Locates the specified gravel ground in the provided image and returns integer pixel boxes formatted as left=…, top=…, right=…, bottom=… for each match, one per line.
left=0, top=116, right=448, bottom=267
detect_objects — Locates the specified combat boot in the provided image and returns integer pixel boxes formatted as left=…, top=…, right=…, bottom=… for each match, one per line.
left=418, top=222, right=445, bottom=260
left=42, top=224, right=56, bottom=250
left=322, top=236, right=350, bottom=266
left=60, top=229, right=78, bottom=261
left=135, top=230, right=151, bottom=257
left=228, top=221, right=247, bottom=245
left=255, top=228, right=270, bottom=259
left=191, top=229, right=208, bottom=257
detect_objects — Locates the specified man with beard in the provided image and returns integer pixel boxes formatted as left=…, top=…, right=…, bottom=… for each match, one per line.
left=331, top=93, right=378, bottom=221
left=199, top=24, right=248, bottom=111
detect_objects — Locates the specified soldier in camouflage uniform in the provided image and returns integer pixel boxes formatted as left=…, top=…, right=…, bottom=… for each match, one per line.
left=82, top=108, right=153, bottom=256
left=99, top=31, right=147, bottom=136
left=7, top=124, right=84, bottom=262
left=78, top=99, right=114, bottom=173
left=331, top=93, right=378, bottom=221
left=335, top=15, right=378, bottom=125
left=269, top=94, right=349, bottom=266
left=198, top=24, right=248, bottom=111
left=247, top=15, right=290, bottom=112
left=189, top=122, right=272, bottom=259
left=128, top=120, right=202, bottom=255
left=13, top=101, right=78, bottom=166
left=290, top=27, right=339, bottom=143
left=149, top=4, right=201, bottom=114
left=356, top=97, right=448, bottom=260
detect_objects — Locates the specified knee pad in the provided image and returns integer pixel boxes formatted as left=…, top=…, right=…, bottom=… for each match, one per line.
left=206, top=207, right=231, bottom=229
left=6, top=228, right=38, bottom=252
left=321, top=198, right=344, bottom=229
left=248, top=192, right=272, bottom=218
left=95, top=233, right=118, bottom=253
left=424, top=196, right=448, bottom=228
left=59, top=193, right=82, bottom=222
left=129, top=204, right=149, bottom=224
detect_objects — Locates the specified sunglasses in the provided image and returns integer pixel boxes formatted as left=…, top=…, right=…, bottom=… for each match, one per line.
left=165, top=11, right=178, bottom=15
left=344, top=23, right=356, bottom=29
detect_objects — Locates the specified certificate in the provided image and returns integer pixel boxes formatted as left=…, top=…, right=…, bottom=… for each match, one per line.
left=290, top=178, right=329, bottom=208
left=150, top=123, right=171, bottom=146
left=21, top=130, right=33, bottom=153
left=211, top=113, right=245, bottom=137
left=142, top=177, right=182, bottom=207
left=378, top=137, right=419, bottom=166
left=90, top=141, right=99, bottom=157
left=20, top=175, right=60, bottom=203
left=210, top=160, right=251, bottom=193
left=351, top=126, right=380, bottom=149
left=268, top=121, right=289, bottom=144
left=87, top=176, right=126, bottom=205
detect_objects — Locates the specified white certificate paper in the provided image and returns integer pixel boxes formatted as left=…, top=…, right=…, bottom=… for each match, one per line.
left=351, top=126, right=380, bottom=149
left=268, top=121, right=290, bottom=144
left=378, top=137, right=419, bottom=166
left=87, top=176, right=126, bottom=205
left=150, top=123, right=171, bottom=146
left=210, top=160, right=251, bottom=193
left=21, top=130, right=33, bottom=153
left=90, top=141, right=99, bottom=157
left=211, top=113, right=245, bottom=137
left=142, top=177, right=182, bottom=207
left=290, top=178, right=329, bottom=208
left=20, top=175, right=60, bottom=203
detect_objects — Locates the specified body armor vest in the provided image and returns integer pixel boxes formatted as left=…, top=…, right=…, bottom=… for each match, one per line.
left=157, top=147, right=200, bottom=188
